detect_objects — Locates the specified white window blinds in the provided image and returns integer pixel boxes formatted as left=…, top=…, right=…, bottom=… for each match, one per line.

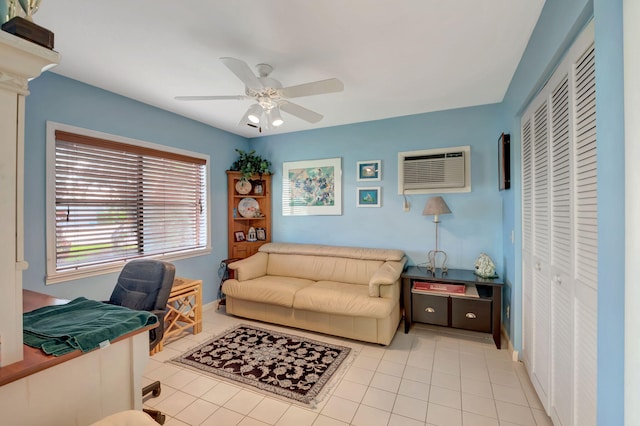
left=53, top=130, right=208, bottom=273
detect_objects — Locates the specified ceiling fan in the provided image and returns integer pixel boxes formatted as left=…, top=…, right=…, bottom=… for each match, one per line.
left=175, top=57, right=344, bottom=130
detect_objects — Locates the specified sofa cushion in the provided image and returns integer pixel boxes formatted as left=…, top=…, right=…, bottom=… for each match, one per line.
left=222, top=276, right=314, bottom=308
left=267, top=253, right=384, bottom=285
left=293, top=281, right=396, bottom=319
left=260, top=242, right=405, bottom=262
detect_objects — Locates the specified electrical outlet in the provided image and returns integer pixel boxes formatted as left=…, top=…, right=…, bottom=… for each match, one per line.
left=511, top=230, right=515, bottom=244
left=506, top=305, right=510, bottom=319
left=403, top=200, right=410, bottom=212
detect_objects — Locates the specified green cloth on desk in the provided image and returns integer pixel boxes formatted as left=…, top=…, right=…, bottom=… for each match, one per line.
left=23, top=297, right=157, bottom=356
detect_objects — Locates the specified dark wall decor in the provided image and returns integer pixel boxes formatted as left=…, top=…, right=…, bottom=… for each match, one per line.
left=499, top=133, right=511, bottom=190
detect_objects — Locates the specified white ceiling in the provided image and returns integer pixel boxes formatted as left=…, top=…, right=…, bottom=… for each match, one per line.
left=34, top=1, right=545, bottom=138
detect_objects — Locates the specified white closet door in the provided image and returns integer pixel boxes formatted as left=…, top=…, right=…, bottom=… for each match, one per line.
left=573, top=41, right=597, bottom=426
left=521, top=118, right=534, bottom=372
left=531, top=101, right=551, bottom=408
left=520, top=21, right=596, bottom=425
left=549, top=74, right=574, bottom=426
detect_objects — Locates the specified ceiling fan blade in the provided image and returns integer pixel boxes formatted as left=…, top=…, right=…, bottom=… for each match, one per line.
left=174, top=95, right=249, bottom=101
left=220, top=57, right=263, bottom=90
left=278, top=100, right=323, bottom=123
left=279, top=78, right=344, bottom=99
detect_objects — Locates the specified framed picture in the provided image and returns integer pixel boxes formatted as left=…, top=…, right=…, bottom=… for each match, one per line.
left=357, top=160, right=381, bottom=181
left=282, top=157, right=342, bottom=216
left=357, top=187, right=381, bottom=207
left=256, top=227, right=266, bottom=241
left=499, top=133, right=511, bottom=190
left=234, top=231, right=245, bottom=242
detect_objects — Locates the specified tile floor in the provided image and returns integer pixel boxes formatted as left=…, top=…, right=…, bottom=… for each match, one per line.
left=143, top=307, right=552, bottom=426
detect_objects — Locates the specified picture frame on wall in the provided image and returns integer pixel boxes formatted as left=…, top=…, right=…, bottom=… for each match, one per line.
left=357, top=187, right=381, bottom=207
left=499, top=133, right=511, bottom=190
left=357, top=160, right=381, bottom=181
left=282, top=157, right=342, bottom=216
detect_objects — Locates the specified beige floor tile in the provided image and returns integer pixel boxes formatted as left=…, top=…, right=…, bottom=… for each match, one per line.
left=224, top=389, right=265, bottom=415
left=248, top=398, right=290, bottom=425
left=398, top=378, right=430, bottom=401
left=319, top=395, right=358, bottom=423
left=495, top=400, right=536, bottom=425
left=426, top=402, right=462, bottom=426
left=461, top=411, right=500, bottom=426
left=429, top=385, right=461, bottom=410
left=461, top=392, right=498, bottom=419
left=175, top=399, right=220, bottom=425
left=275, top=406, right=317, bottom=426
left=370, top=371, right=402, bottom=393
left=393, top=394, right=428, bottom=421
left=351, top=404, right=391, bottom=426
left=361, top=387, right=397, bottom=412
left=200, top=406, right=244, bottom=426
left=332, top=379, right=368, bottom=403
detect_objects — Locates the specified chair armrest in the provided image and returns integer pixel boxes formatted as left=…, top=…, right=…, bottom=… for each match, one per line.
left=148, top=309, right=166, bottom=350
left=228, top=252, right=269, bottom=281
left=369, top=257, right=408, bottom=297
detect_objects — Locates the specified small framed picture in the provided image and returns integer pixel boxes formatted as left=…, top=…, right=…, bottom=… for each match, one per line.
left=256, top=227, right=266, bottom=241
left=357, top=187, right=381, bottom=207
left=357, top=160, right=381, bottom=181
left=498, top=133, right=511, bottom=191
left=234, top=231, right=245, bottom=242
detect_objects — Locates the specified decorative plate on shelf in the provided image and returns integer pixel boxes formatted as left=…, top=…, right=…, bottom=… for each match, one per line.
left=235, top=180, right=252, bottom=195
left=238, top=197, right=260, bottom=218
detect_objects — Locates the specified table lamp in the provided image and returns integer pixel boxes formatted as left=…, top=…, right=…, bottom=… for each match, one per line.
left=422, top=196, right=451, bottom=273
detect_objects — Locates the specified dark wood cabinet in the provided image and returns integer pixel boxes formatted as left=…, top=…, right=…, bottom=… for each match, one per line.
left=402, top=266, right=504, bottom=348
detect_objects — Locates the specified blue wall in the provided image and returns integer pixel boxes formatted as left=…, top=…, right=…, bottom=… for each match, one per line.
left=251, top=104, right=506, bottom=272
left=23, top=73, right=248, bottom=303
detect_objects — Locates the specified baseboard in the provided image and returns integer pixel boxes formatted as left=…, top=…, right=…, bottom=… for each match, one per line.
left=501, top=326, right=520, bottom=362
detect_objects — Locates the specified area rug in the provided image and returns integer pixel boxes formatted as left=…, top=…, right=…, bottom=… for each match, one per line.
left=169, top=324, right=352, bottom=406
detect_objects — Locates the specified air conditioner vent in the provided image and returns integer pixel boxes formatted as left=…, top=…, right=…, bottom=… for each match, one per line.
left=398, top=146, right=471, bottom=194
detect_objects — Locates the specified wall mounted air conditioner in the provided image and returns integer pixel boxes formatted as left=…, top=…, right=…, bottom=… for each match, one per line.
left=398, top=146, right=471, bottom=194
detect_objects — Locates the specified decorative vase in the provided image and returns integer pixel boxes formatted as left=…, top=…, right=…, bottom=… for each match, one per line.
left=0, top=0, right=17, bottom=25
left=17, top=0, right=40, bottom=22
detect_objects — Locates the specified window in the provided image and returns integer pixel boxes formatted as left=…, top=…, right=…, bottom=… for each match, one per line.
left=46, top=122, right=209, bottom=283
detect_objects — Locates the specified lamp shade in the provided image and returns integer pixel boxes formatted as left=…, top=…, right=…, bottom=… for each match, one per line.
left=247, top=104, right=263, bottom=124
left=422, top=196, right=451, bottom=221
left=268, top=106, right=284, bottom=127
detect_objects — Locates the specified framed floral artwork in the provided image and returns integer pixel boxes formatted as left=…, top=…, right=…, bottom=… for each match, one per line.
left=282, top=157, right=342, bottom=215
left=356, top=160, right=381, bottom=181
left=357, top=187, right=381, bottom=207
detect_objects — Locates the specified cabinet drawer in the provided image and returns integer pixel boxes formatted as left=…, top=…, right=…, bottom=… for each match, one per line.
left=412, top=293, right=448, bottom=326
left=451, top=297, right=491, bottom=332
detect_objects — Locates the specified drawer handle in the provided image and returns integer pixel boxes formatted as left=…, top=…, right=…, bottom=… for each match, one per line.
left=465, top=312, right=477, bottom=319
left=425, top=307, right=436, bottom=313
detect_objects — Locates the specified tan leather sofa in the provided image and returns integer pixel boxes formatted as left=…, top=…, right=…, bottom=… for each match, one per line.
left=222, top=242, right=407, bottom=345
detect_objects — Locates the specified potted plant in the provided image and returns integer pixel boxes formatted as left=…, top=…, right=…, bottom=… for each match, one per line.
left=229, top=149, right=272, bottom=181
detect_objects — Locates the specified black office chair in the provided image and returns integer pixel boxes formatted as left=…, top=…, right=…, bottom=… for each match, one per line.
left=108, top=259, right=176, bottom=425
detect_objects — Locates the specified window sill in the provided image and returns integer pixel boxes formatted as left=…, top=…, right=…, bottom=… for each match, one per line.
left=45, top=248, right=211, bottom=285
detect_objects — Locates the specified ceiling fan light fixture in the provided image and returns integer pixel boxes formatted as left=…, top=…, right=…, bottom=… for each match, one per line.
left=269, top=106, right=284, bottom=127
left=247, top=104, right=263, bottom=124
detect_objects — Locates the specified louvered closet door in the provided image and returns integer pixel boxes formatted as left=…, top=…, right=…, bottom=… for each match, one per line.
left=549, top=73, right=574, bottom=426
left=521, top=119, right=534, bottom=372
left=572, top=41, right=597, bottom=426
left=520, top=21, right=596, bottom=426
left=531, top=101, right=551, bottom=409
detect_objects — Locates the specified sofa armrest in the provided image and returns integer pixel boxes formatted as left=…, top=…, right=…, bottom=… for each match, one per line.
left=228, top=252, right=269, bottom=281
left=369, top=256, right=408, bottom=297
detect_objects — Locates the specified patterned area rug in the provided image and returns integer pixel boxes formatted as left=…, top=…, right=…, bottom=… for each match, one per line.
left=170, top=324, right=351, bottom=406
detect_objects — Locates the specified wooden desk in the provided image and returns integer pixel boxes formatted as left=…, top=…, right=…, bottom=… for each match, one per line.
left=0, top=290, right=156, bottom=425
left=152, top=277, right=203, bottom=353
left=402, top=267, right=504, bottom=349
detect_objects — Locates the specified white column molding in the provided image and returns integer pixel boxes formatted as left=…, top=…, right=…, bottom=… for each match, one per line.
left=0, top=30, right=59, bottom=366
left=624, top=1, right=640, bottom=424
